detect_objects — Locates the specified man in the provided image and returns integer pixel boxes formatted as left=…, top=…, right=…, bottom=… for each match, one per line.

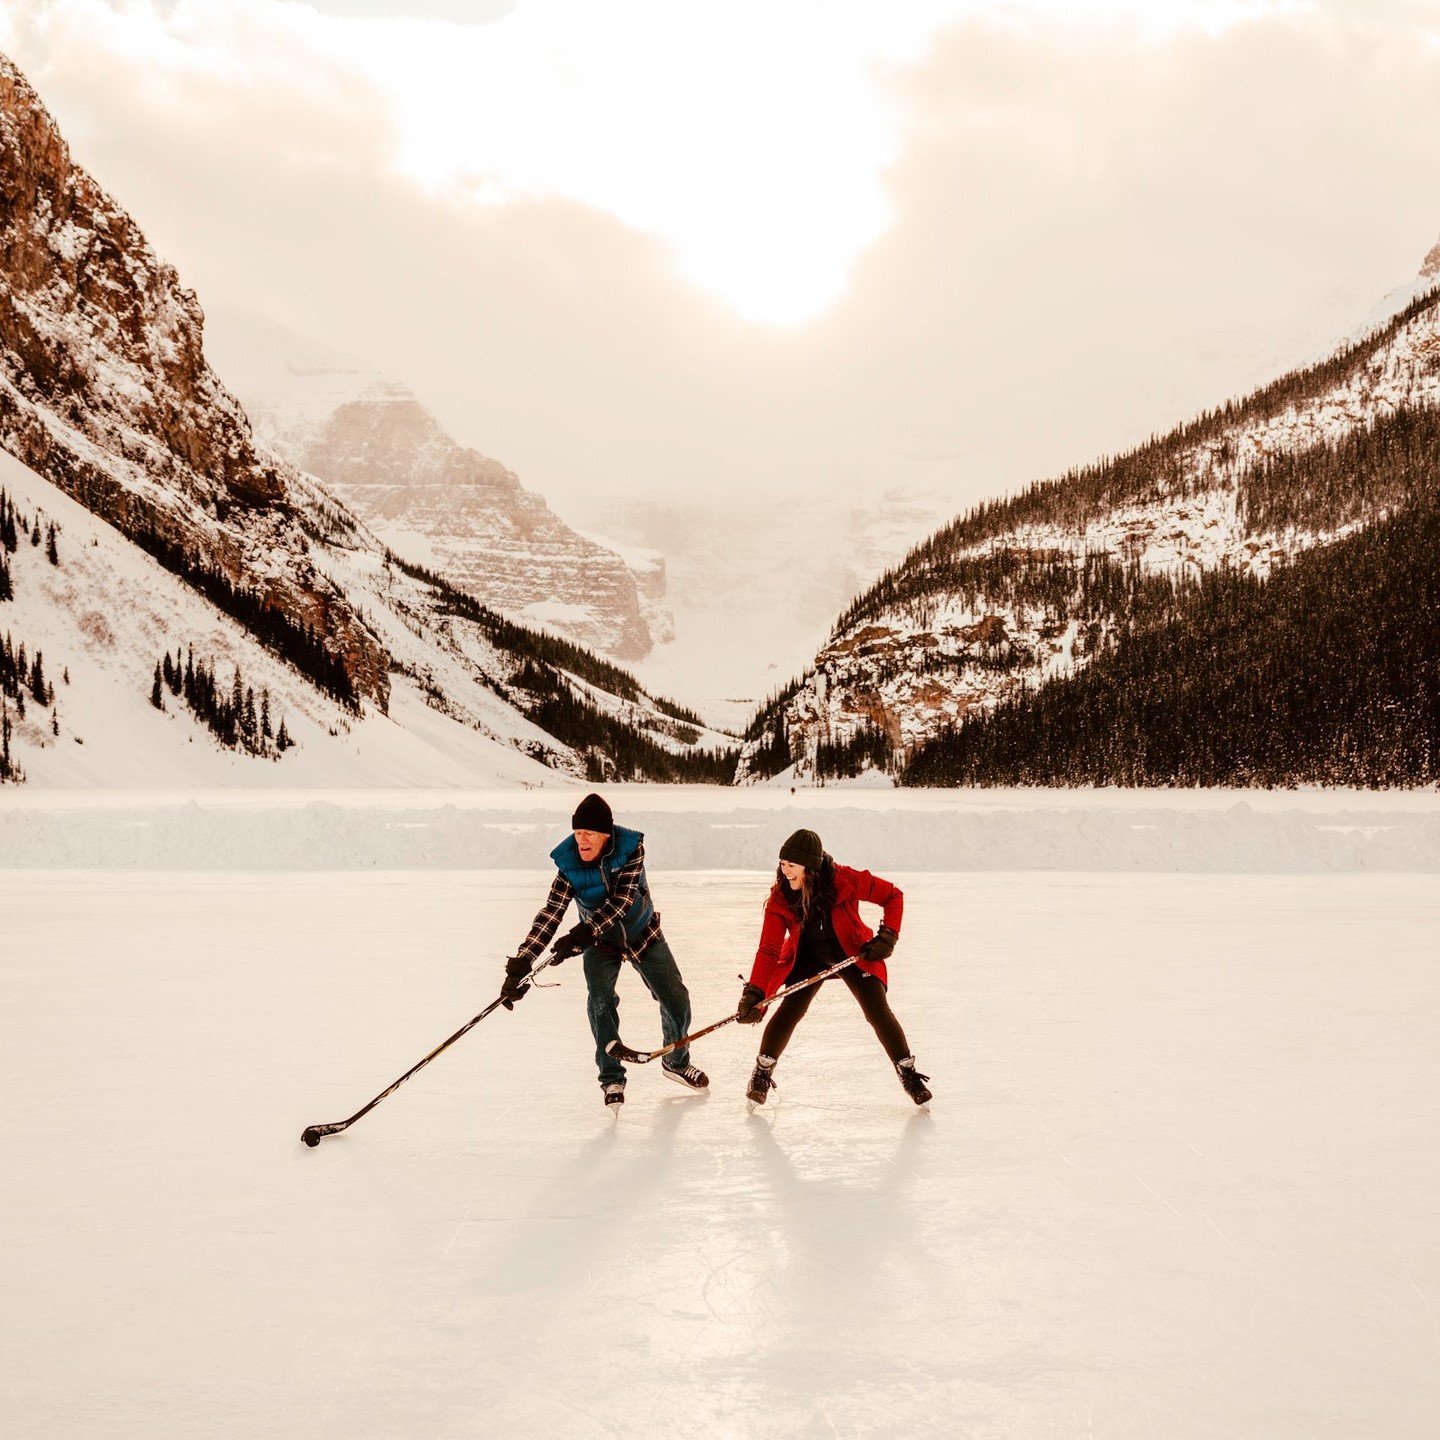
left=501, top=793, right=709, bottom=1107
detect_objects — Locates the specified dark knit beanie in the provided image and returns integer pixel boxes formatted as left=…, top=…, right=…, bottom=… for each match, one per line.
left=779, top=828, right=824, bottom=870
left=571, top=793, right=614, bottom=834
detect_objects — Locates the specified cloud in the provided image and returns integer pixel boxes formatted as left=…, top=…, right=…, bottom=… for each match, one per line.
left=10, top=0, right=1385, bottom=329
left=5, top=0, right=1440, bottom=529
left=8, top=0, right=954, bottom=325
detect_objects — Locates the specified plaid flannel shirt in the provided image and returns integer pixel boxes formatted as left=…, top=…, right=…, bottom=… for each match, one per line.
left=514, top=841, right=662, bottom=971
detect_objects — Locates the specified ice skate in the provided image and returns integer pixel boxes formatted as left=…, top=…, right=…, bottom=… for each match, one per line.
left=896, top=1056, right=932, bottom=1106
left=662, top=1061, right=709, bottom=1091
left=746, top=1054, right=778, bottom=1108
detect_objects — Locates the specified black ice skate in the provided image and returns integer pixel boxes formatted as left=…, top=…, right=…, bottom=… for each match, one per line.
left=662, top=1062, right=710, bottom=1091
left=896, top=1056, right=932, bottom=1106
left=746, top=1054, right=778, bottom=1106
left=602, top=1081, right=626, bottom=1108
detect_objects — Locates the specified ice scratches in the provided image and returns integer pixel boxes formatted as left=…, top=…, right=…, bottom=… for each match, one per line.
left=1397, top=1257, right=1440, bottom=1353
left=1125, top=1165, right=1240, bottom=1254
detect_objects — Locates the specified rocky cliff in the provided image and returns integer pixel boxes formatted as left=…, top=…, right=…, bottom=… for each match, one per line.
left=204, top=308, right=666, bottom=662
left=0, top=54, right=387, bottom=705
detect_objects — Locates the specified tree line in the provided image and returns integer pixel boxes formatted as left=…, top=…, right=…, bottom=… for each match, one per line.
left=1, top=489, right=63, bottom=784
left=834, top=288, right=1440, bottom=639
left=1, top=486, right=60, bottom=600
left=388, top=548, right=734, bottom=779
left=151, top=647, right=294, bottom=759
left=134, top=525, right=357, bottom=711
left=1, top=636, right=57, bottom=784
left=902, top=496, right=1440, bottom=788
left=511, top=661, right=735, bottom=783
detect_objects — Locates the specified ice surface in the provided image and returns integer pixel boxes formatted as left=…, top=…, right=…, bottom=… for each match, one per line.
left=4, top=857, right=1439, bottom=1439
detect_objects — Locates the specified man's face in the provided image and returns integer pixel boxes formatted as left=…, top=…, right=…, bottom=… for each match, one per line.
left=575, top=829, right=608, bottom=862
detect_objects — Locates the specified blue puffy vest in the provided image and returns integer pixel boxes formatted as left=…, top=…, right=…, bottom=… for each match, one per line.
left=550, top=824, right=656, bottom=949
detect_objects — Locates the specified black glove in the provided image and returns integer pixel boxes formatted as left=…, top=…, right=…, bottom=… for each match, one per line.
left=500, top=955, right=532, bottom=1010
left=857, top=926, right=898, bottom=963
left=550, top=923, right=595, bottom=962
left=736, top=983, right=766, bottom=1025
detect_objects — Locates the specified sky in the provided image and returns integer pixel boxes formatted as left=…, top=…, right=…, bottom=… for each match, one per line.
left=4, top=1, right=1440, bottom=659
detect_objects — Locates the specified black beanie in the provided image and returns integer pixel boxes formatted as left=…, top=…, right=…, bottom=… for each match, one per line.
left=571, top=793, right=614, bottom=834
left=779, top=828, right=824, bottom=870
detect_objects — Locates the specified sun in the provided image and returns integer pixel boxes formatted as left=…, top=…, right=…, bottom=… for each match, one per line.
left=374, top=0, right=905, bottom=329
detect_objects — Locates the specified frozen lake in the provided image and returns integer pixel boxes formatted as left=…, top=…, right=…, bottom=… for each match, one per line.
left=4, top=864, right=1438, bottom=1439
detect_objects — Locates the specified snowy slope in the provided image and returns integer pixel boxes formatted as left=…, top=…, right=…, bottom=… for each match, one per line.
left=2, top=783, right=1437, bottom=873
left=0, top=448, right=558, bottom=786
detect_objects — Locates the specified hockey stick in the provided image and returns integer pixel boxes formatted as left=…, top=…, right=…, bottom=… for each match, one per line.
left=300, top=954, right=560, bottom=1147
left=605, top=954, right=859, bottom=1065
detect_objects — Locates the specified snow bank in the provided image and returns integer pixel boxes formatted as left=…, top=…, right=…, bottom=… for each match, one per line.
left=2, top=786, right=1437, bottom=872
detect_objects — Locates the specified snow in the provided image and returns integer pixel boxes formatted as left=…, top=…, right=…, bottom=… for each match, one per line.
left=4, top=857, right=1438, bottom=1439
left=3, top=785, right=1439, bottom=872
left=0, top=447, right=558, bottom=788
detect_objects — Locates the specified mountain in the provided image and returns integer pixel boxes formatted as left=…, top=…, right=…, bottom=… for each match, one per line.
left=0, top=52, right=732, bottom=787
left=204, top=309, right=671, bottom=663
left=738, top=258, right=1440, bottom=786
left=581, top=481, right=955, bottom=718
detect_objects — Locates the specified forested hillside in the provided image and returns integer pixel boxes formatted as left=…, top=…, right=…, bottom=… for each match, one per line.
left=903, top=495, right=1440, bottom=787
left=737, top=279, right=1440, bottom=787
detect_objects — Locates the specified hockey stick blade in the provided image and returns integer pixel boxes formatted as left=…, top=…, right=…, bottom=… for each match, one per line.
left=604, top=1039, right=654, bottom=1065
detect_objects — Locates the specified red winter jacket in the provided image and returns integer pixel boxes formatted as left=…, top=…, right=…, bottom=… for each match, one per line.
left=748, top=863, right=904, bottom=997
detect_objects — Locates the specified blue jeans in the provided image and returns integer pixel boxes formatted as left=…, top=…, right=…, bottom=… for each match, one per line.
left=583, top=936, right=692, bottom=1085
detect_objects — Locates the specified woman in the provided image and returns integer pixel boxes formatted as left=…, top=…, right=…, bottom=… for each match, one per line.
left=735, top=828, right=932, bottom=1107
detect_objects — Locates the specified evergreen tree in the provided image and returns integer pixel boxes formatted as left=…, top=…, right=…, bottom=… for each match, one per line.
left=0, top=553, right=11, bottom=603
left=902, top=498, right=1440, bottom=788
left=242, top=686, right=258, bottom=752
left=0, top=696, right=16, bottom=784
left=46, top=523, right=58, bottom=566
left=29, top=651, right=46, bottom=707
left=151, top=663, right=165, bottom=711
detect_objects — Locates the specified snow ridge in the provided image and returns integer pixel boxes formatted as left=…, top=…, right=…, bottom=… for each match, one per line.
left=741, top=279, right=1440, bottom=782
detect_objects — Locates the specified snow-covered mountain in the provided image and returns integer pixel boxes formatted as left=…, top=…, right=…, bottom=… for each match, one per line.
left=584, top=481, right=955, bottom=717
left=0, top=53, right=732, bottom=787
left=739, top=251, right=1440, bottom=784
left=203, top=309, right=670, bottom=663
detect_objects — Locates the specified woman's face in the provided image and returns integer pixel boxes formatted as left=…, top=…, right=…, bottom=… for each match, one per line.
left=779, top=859, right=807, bottom=889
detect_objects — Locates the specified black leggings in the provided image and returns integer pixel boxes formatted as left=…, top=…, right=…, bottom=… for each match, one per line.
left=759, top=965, right=910, bottom=1064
